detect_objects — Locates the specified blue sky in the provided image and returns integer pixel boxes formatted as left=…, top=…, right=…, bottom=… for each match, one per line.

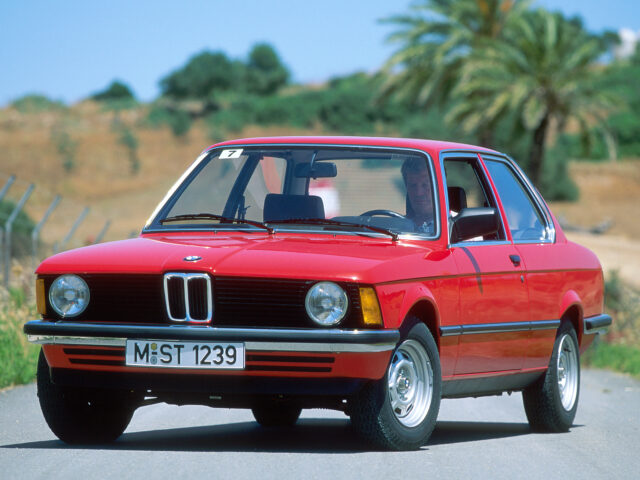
left=1, top=0, right=638, bottom=106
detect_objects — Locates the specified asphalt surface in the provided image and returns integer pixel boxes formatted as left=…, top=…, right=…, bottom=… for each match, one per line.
left=1, top=368, right=638, bottom=479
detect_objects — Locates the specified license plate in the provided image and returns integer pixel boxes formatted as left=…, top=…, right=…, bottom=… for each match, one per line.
left=125, top=340, right=245, bottom=369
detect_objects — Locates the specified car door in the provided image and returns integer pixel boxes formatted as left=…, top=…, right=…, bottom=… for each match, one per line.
left=482, top=155, right=559, bottom=370
left=442, top=153, right=530, bottom=375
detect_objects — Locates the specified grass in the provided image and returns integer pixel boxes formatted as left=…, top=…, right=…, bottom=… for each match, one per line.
left=583, top=341, right=640, bottom=378
left=0, top=287, right=39, bottom=389
left=582, top=270, right=640, bottom=378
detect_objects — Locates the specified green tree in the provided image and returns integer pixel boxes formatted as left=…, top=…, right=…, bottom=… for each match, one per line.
left=245, top=43, right=289, bottom=95
left=159, top=51, right=245, bottom=101
left=449, top=9, right=614, bottom=187
left=92, top=80, right=135, bottom=101
left=380, top=0, right=528, bottom=144
left=595, top=60, right=640, bottom=158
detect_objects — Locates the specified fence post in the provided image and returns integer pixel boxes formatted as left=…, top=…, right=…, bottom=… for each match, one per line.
left=31, top=195, right=62, bottom=270
left=0, top=175, right=16, bottom=201
left=53, top=206, right=89, bottom=254
left=3, top=183, right=35, bottom=288
left=0, top=175, right=16, bottom=282
left=93, top=220, right=111, bottom=244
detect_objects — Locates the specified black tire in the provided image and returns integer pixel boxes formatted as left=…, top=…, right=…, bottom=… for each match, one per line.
left=350, top=321, right=441, bottom=450
left=523, top=322, right=580, bottom=432
left=251, top=402, right=302, bottom=427
left=37, top=349, right=137, bottom=444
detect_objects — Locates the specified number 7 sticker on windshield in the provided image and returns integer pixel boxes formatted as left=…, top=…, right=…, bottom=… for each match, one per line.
left=220, top=149, right=244, bottom=159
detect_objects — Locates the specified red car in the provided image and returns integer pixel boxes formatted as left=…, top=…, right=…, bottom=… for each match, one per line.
left=25, top=136, right=611, bottom=450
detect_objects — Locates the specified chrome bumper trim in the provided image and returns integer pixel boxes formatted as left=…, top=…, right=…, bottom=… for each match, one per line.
left=25, top=321, right=399, bottom=353
left=27, top=335, right=126, bottom=347
left=583, top=314, right=612, bottom=335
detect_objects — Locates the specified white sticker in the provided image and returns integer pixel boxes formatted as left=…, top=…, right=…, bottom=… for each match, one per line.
left=220, top=148, right=244, bottom=159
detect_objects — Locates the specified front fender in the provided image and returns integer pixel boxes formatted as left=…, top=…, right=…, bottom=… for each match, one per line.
left=377, top=282, right=439, bottom=330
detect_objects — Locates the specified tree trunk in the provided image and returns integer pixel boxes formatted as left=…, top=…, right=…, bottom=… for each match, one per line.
left=528, top=114, right=550, bottom=187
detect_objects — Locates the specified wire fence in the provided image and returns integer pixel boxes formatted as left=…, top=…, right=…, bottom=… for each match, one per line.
left=0, top=172, right=114, bottom=288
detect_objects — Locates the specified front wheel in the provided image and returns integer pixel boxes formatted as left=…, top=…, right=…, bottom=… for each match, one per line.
left=350, top=321, right=441, bottom=450
left=37, top=350, right=137, bottom=444
left=523, top=322, right=580, bottom=432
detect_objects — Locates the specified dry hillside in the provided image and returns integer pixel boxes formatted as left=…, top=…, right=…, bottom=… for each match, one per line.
left=1, top=103, right=638, bottom=285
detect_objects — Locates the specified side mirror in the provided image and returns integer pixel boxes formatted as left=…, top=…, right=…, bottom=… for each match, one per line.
left=294, top=162, right=337, bottom=179
left=450, top=207, right=499, bottom=243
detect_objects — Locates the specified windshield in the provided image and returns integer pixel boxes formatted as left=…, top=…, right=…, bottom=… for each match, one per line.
left=147, top=146, right=438, bottom=238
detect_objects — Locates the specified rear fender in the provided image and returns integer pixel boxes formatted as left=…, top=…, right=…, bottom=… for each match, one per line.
left=559, top=290, right=584, bottom=345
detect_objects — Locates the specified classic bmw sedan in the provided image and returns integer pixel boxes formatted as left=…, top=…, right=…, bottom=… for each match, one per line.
left=25, top=136, right=611, bottom=450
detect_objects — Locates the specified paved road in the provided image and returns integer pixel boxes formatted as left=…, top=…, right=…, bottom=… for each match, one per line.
left=1, top=369, right=638, bottom=479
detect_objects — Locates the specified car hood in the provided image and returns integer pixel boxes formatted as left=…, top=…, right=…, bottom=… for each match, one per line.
left=36, top=232, right=448, bottom=284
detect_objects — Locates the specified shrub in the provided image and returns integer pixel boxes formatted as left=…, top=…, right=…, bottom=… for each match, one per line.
left=0, top=287, right=39, bottom=388
left=145, top=105, right=192, bottom=137
left=10, top=94, right=66, bottom=113
left=50, top=127, right=78, bottom=172
left=114, top=124, right=140, bottom=174
left=0, top=199, right=36, bottom=257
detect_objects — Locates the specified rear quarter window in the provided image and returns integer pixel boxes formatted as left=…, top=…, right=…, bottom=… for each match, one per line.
left=484, top=159, right=550, bottom=242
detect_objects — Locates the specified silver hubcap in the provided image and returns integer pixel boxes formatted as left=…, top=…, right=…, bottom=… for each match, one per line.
left=387, top=339, right=433, bottom=427
left=557, top=334, right=578, bottom=411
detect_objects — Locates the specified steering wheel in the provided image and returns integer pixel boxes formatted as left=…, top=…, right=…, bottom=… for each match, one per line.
left=360, top=209, right=406, bottom=219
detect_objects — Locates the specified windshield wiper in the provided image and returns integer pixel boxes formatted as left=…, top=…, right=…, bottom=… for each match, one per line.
left=160, top=213, right=274, bottom=234
left=269, top=218, right=398, bottom=241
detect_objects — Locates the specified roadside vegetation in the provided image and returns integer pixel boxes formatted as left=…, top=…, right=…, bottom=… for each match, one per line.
left=0, top=285, right=39, bottom=389
left=584, top=271, right=640, bottom=378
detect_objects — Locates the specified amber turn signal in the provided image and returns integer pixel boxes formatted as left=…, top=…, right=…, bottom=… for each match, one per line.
left=36, top=278, right=46, bottom=315
left=359, top=287, right=383, bottom=326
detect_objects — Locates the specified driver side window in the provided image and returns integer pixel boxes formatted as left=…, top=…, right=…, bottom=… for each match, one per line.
left=444, top=157, right=505, bottom=242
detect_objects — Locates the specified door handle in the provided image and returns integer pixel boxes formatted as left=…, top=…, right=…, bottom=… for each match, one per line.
left=509, top=254, right=521, bottom=266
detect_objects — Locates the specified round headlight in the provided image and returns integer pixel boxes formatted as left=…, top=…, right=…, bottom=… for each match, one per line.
left=49, top=275, right=90, bottom=317
left=305, top=282, right=348, bottom=326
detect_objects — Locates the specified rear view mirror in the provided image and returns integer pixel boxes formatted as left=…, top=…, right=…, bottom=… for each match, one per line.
left=451, top=207, right=499, bottom=243
left=294, top=162, right=337, bottom=178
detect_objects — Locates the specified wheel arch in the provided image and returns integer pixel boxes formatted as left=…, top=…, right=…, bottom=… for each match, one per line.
left=400, top=299, right=441, bottom=351
left=559, top=290, right=584, bottom=346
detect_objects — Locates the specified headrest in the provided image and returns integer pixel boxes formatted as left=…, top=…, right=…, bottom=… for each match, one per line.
left=447, top=186, right=467, bottom=213
left=263, top=194, right=325, bottom=222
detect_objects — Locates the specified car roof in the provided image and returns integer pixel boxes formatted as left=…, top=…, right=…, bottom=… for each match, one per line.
left=208, top=136, right=501, bottom=155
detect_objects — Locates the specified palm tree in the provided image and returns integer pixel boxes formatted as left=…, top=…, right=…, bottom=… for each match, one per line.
left=449, top=9, right=614, bottom=186
left=380, top=0, right=529, bottom=144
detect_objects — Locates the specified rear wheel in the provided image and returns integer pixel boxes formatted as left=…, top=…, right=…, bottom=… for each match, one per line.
left=37, top=350, right=137, bottom=444
left=252, top=402, right=302, bottom=427
left=350, top=321, right=441, bottom=450
left=523, top=322, right=580, bottom=432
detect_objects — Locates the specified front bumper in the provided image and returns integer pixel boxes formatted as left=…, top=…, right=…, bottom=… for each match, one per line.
left=25, top=320, right=399, bottom=353
left=25, top=320, right=399, bottom=385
